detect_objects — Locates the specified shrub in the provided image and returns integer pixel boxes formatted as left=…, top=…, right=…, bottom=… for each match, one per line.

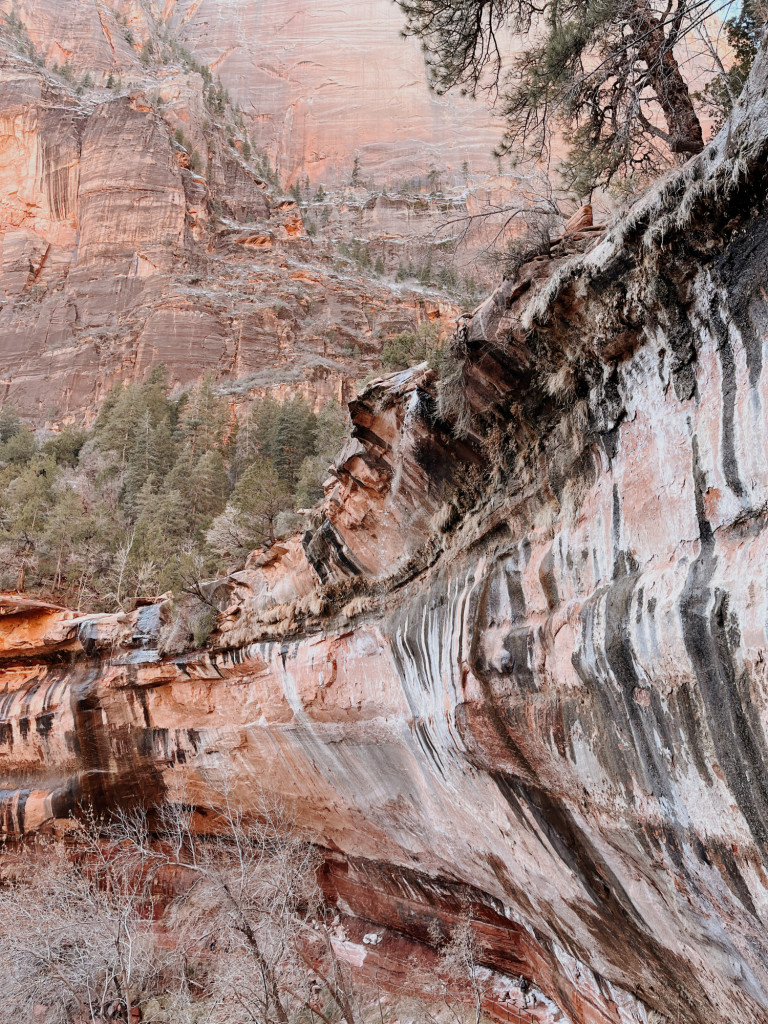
left=381, top=321, right=441, bottom=370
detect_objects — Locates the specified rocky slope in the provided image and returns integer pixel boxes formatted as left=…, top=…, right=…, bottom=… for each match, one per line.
left=0, top=3, right=474, bottom=421
left=3, top=37, right=768, bottom=1024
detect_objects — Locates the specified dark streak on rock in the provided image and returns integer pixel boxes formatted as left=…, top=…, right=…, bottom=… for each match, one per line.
left=680, top=436, right=768, bottom=862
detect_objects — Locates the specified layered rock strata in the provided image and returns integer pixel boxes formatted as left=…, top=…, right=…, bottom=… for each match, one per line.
left=0, top=19, right=458, bottom=420
left=4, top=34, right=768, bottom=1024
left=3, top=0, right=503, bottom=184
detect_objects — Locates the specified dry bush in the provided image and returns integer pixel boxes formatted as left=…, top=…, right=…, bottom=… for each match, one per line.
left=158, top=596, right=217, bottom=655
left=0, top=787, right=526, bottom=1024
left=485, top=214, right=558, bottom=280
left=0, top=819, right=188, bottom=1024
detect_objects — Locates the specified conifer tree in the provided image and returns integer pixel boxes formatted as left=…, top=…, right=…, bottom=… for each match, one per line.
left=0, top=405, right=21, bottom=444
left=42, top=425, right=86, bottom=466
left=272, top=397, right=318, bottom=488
left=1, top=425, right=36, bottom=464
left=180, top=374, right=229, bottom=454
left=695, top=0, right=767, bottom=130
left=40, top=488, right=84, bottom=591
left=397, top=0, right=728, bottom=191
left=193, top=449, right=230, bottom=520
left=231, top=459, right=291, bottom=546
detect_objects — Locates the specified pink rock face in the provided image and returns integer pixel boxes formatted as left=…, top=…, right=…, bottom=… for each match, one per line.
left=163, top=0, right=502, bottom=184
left=0, top=47, right=457, bottom=420
left=3, top=0, right=501, bottom=186
left=4, top=13, right=768, bottom=1024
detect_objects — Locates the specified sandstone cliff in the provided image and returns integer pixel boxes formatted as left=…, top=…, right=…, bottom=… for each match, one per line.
left=0, top=6, right=465, bottom=420
left=3, top=18, right=768, bottom=1024
left=3, top=0, right=503, bottom=185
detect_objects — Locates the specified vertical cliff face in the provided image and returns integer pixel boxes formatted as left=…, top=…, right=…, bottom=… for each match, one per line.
left=0, top=2, right=471, bottom=420
left=3, top=0, right=504, bottom=184
left=161, top=0, right=502, bottom=183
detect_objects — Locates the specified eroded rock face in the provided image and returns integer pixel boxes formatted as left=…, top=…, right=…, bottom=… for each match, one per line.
left=5, top=30, right=768, bottom=1024
left=4, top=0, right=502, bottom=184
left=0, top=28, right=458, bottom=420
left=162, top=0, right=503, bottom=184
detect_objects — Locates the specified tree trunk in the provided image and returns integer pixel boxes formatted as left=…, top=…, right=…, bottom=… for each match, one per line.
left=634, top=0, right=704, bottom=154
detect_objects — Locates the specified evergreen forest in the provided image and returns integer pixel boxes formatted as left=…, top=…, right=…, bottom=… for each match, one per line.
left=0, top=367, right=348, bottom=615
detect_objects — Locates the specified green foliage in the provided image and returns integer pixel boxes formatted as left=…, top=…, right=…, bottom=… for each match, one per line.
left=58, top=61, right=76, bottom=83
left=4, top=7, right=39, bottom=63
left=695, top=0, right=766, bottom=133
left=0, top=404, right=21, bottom=444
left=427, top=167, right=442, bottom=192
left=293, top=400, right=349, bottom=508
left=419, top=254, right=433, bottom=287
left=438, top=264, right=458, bottom=291
left=398, top=0, right=723, bottom=193
left=230, top=459, right=290, bottom=544
left=191, top=602, right=217, bottom=646
left=338, top=239, right=372, bottom=269
left=350, top=155, right=362, bottom=186
left=0, top=376, right=350, bottom=609
left=235, top=395, right=318, bottom=489
left=381, top=321, right=442, bottom=370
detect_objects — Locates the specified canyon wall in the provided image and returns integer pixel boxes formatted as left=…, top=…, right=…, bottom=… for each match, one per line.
left=3, top=42, right=768, bottom=1024
left=161, top=0, right=502, bottom=184
left=0, top=4, right=465, bottom=421
left=3, top=0, right=501, bottom=184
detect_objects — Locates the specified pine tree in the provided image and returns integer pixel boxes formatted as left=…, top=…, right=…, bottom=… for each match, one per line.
left=350, top=155, right=362, bottom=187
left=398, top=0, right=719, bottom=192
left=124, top=409, right=155, bottom=505
left=133, top=489, right=192, bottom=573
left=1, top=426, right=36, bottom=464
left=165, top=443, right=197, bottom=510
left=0, top=405, right=21, bottom=444
left=295, top=401, right=349, bottom=508
left=4, top=457, right=57, bottom=539
left=272, top=397, right=318, bottom=489
left=231, top=459, right=290, bottom=546
left=40, top=488, right=84, bottom=591
left=180, top=374, right=229, bottom=455
left=695, top=0, right=767, bottom=132
left=94, top=383, right=144, bottom=465
left=42, top=425, right=86, bottom=466
left=193, top=450, right=230, bottom=520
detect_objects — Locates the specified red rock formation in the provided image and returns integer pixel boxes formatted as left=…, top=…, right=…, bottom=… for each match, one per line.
left=4, top=11, right=768, bottom=1024
left=5, top=43, right=768, bottom=1017
left=2, top=0, right=504, bottom=185
left=0, top=15, right=463, bottom=420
